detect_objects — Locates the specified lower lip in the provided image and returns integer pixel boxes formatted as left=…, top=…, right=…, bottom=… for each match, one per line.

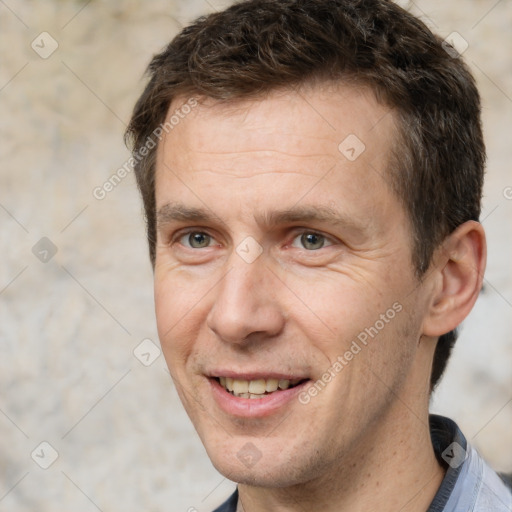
left=209, top=378, right=310, bottom=418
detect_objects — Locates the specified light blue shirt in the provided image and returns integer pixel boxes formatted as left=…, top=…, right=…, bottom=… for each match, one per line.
left=441, top=442, right=512, bottom=511
left=213, top=415, right=512, bottom=511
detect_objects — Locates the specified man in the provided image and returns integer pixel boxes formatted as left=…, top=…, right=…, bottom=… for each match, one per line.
left=125, top=0, right=512, bottom=510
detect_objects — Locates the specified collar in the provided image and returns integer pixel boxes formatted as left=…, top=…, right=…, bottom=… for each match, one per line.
left=212, top=414, right=511, bottom=512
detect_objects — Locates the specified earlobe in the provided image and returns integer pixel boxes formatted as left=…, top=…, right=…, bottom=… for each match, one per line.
left=422, top=221, right=486, bottom=337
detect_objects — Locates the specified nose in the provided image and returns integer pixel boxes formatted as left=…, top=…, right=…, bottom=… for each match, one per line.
left=206, top=252, right=285, bottom=345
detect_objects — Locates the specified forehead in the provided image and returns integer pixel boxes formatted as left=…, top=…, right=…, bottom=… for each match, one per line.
left=160, top=83, right=395, bottom=160
left=154, top=83, right=400, bottom=229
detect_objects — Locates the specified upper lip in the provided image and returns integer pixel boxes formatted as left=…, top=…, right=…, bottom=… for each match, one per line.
left=207, top=371, right=309, bottom=381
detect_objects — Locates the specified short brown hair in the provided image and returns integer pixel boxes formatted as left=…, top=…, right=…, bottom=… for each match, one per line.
left=125, top=0, right=485, bottom=390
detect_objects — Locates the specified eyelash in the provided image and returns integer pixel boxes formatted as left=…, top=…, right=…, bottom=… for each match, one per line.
left=175, top=230, right=217, bottom=249
left=172, top=229, right=336, bottom=250
left=290, top=231, right=335, bottom=250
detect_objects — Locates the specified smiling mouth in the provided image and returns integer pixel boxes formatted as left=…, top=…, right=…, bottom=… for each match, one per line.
left=215, top=377, right=308, bottom=399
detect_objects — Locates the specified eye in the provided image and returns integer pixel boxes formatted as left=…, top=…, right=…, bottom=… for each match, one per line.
left=291, top=232, right=333, bottom=250
left=179, top=231, right=215, bottom=249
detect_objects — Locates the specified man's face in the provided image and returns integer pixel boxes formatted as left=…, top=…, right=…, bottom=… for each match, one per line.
left=153, top=84, right=433, bottom=486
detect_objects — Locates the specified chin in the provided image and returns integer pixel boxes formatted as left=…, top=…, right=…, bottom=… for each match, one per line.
left=204, top=438, right=316, bottom=488
left=213, top=459, right=297, bottom=488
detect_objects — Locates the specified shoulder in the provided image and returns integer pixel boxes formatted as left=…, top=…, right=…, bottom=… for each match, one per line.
left=446, top=444, right=512, bottom=511
left=211, top=488, right=238, bottom=512
left=429, top=415, right=512, bottom=512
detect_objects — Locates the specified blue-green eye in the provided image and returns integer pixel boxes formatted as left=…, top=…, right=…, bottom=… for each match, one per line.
left=180, top=232, right=213, bottom=248
left=292, top=232, right=332, bottom=250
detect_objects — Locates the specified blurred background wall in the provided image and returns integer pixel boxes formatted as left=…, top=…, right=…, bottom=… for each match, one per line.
left=0, top=0, right=511, bottom=510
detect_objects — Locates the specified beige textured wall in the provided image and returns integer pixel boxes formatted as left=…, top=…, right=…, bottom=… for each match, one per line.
left=1, top=1, right=511, bottom=510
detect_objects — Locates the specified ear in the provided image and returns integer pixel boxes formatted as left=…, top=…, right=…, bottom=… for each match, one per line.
left=422, top=221, right=486, bottom=337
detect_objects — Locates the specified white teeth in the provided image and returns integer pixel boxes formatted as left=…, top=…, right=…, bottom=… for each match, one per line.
left=265, top=378, right=279, bottom=392
left=278, top=379, right=290, bottom=390
left=218, top=377, right=304, bottom=397
left=248, top=379, right=266, bottom=394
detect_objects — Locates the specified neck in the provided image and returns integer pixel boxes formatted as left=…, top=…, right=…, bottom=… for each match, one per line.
left=237, top=397, right=445, bottom=512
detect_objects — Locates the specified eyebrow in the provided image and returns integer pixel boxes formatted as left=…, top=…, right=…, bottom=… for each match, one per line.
left=156, top=202, right=366, bottom=234
left=157, top=203, right=217, bottom=226
left=260, top=205, right=362, bottom=230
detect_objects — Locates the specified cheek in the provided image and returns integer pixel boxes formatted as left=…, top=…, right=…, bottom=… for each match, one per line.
left=290, top=274, right=415, bottom=389
left=289, top=275, right=385, bottom=343
left=154, top=270, right=206, bottom=367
